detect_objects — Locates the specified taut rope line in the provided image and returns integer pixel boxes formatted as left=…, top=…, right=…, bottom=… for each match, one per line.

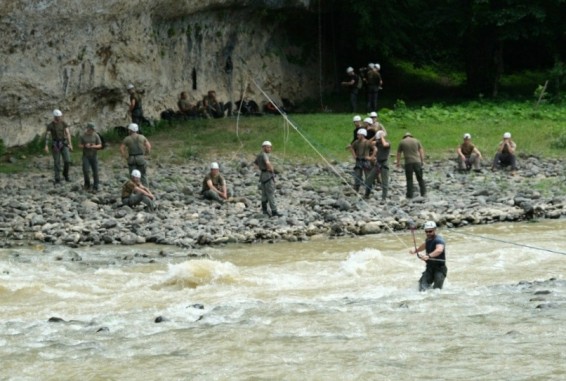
left=248, top=76, right=412, bottom=247
left=246, top=76, right=565, bottom=258
left=448, top=229, right=566, bottom=256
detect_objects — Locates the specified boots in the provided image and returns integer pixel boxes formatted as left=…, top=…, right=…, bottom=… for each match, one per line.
left=271, top=210, right=283, bottom=217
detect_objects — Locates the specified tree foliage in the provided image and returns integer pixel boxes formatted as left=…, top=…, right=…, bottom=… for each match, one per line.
left=321, top=0, right=565, bottom=97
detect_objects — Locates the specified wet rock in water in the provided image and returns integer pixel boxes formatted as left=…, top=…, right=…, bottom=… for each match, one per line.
left=188, top=303, right=205, bottom=309
left=96, top=327, right=110, bottom=333
left=48, top=317, right=66, bottom=323
left=534, top=290, right=551, bottom=295
left=154, top=316, right=168, bottom=323
left=530, top=297, right=546, bottom=302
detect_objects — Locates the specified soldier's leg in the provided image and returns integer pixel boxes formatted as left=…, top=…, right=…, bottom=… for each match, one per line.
left=62, top=147, right=71, bottom=181
left=419, top=269, right=433, bottom=291
left=52, top=150, right=62, bottom=182
left=364, top=166, right=376, bottom=197
left=404, top=164, right=414, bottom=199
left=432, top=269, right=446, bottom=290
left=265, top=180, right=279, bottom=215
left=380, top=161, right=389, bottom=200
left=414, top=163, right=426, bottom=197
left=82, top=156, right=91, bottom=189
left=353, top=167, right=363, bottom=192
left=260, top=183, right=270, bottom=215
left=92, top=157, right=100, bottom=190
left=470, top=153, right=481, bottom=170
left=203, top=190, right=223, bottom=203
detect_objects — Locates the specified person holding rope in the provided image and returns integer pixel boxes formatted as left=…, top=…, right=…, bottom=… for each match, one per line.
left=349, top=128, right=375, bottom=197
left=409, top=221, right=448, bottom=291
left=366, top=130, right=390, bottom=201
left=254, top=141, right=282, bottom=217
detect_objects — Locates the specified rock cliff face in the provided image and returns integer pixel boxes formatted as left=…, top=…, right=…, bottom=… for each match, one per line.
left=0, top=0, right=316, bottom=147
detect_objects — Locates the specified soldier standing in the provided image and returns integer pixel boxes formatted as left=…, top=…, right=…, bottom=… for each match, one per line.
left=78, top=122, right=102, bottom=192
left=44, top=109, right=73, bottom=184
left=120, top=123, right=151, bottom=186
left=254, top=141, right=282, bottom=217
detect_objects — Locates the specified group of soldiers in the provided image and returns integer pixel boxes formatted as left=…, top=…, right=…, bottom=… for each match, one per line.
left=341, top=63, right=383, bottom=113
left=346, top=112, right=519, bottom=202
left=177, top=90, right=232, bottom=119
left=43, top=105, right=281, bottom=216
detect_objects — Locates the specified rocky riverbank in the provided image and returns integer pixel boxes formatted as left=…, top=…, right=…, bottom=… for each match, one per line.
left=1, top=154, right=564, bottom=250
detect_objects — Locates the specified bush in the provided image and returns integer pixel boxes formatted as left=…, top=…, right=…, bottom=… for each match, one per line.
left=550, top=133, right=566, bottom=149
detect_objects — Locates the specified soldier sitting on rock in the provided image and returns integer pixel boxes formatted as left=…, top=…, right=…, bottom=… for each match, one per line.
left=121, top=169, right=157, bottom=211
left=201, top=162, right=232, bottom=203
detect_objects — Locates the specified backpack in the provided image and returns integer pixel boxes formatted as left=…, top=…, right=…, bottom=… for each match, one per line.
left=356, top=74, right=363, bottom=90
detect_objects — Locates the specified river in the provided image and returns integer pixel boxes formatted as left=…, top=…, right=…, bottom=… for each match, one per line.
left=1, top=220, right=565, bottom=380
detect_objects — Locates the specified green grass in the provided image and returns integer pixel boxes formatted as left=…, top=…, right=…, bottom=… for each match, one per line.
left=1, top=100, right=564, bottom=174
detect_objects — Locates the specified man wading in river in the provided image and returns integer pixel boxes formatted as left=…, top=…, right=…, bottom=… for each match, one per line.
left=409, top=221, right=447, bottom=291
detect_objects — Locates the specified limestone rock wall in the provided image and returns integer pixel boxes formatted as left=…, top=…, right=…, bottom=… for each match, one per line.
left=0, top=0, right=316, bottom=147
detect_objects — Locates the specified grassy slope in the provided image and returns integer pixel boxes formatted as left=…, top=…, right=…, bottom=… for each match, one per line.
left=1, top=100, right=564, bottom=174
left=142, top=100, right=565, bottom=165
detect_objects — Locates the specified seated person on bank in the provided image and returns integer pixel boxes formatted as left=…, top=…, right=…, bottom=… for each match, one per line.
left=492, top=132, right=517, bottom=171
left=122, top=169, right=157, bottom=210
left=202, top=162, right=232, bottom=202
left=203, top=90, right=232, bottom=118
left=177, top=91, right=197, bottom=118
left=235, top=97, right=261, bottom=116
left=456, top=133, right=482, bottom=172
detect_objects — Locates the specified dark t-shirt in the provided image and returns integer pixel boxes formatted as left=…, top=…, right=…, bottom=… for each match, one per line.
left=344, top=73, right=359, bottom=93
left=425, top=234, right=446, bottom=269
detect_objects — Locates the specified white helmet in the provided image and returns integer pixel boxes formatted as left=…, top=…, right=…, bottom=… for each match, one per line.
left=375, top=63, right=381, bottom=70
left=423, top=221, right=437, bottom=230
left=131, top=169, right=141, bottom=178
left=128, top=123, right=139, bottom=132
left=262, top=141, right=272, bottom=147
left=503, top=132, right=511, bottom=139
left=210, top=162, right=219, bottom=169
left=357, top=128, right=367, bottom=137
left=53, top=109, right=63, bottom=117
left=346, top=67, right=354, bottom=73
left=353, top=115, right=362, bottom=122
left=127, top=83, right=135, bottom=90
left=369, top=111, right=378, bottom=118
left=368, top=63, right=375, bottom=69
left=375, top=130, right=384, bottom=140
left=463, top=133, right=471, bottom=139
left=363, top=117, right=373, bottom=124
